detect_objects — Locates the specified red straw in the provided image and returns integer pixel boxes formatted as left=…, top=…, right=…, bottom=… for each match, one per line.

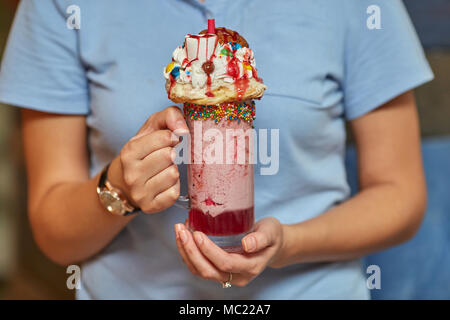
left=208, top=19, right=215, bottom=34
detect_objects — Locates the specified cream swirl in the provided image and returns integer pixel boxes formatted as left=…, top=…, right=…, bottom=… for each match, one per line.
left=163, top=36, right=260, bottom=89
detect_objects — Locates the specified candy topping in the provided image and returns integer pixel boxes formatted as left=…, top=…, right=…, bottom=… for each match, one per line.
left=202, top=61, right=215, bottom=75
left=164, top=26, right=266, bottom=103
left=220, top=48, right=233, bottom=57
left=170, top=66, right=180, bottom=79
left=165, top=61, right=175, bottom=73
left=184, top=101, right=256, bottom=126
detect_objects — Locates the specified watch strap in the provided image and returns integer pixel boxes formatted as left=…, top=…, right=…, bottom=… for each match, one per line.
left=98, top=163, right=110, bottom=190
left=98, top=163, right=140, bottom=215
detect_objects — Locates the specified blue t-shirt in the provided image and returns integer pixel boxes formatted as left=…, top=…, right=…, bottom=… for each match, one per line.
left=0, top=0, right=433, bottom=299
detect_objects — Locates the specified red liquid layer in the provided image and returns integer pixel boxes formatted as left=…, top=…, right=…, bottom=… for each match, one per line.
left=189, top=207, right=254, bottom=236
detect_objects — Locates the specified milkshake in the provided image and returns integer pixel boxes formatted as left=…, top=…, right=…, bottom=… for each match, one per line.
left=163, top=21, right=266, bottom=251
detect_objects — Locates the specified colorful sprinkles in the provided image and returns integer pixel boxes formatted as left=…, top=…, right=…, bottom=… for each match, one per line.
left=184, top=101, right=256, bottom=126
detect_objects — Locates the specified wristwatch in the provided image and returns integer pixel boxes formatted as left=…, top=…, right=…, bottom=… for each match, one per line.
left=96, top=163, right=139, bottom=216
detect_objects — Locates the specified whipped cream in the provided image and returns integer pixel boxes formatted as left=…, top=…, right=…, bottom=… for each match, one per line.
left=163, top=34, right=260, bottom=91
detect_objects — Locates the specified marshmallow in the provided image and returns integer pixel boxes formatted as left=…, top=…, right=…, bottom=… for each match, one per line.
left=185, top=34, right=218, bottom=63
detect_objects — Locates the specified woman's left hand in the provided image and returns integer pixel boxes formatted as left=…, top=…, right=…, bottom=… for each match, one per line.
left=174, top=217, right=285, bottom=287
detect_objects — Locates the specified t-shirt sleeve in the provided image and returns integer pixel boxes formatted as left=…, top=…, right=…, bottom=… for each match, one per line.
left=0, top=0, right=89, bottom=115
left=343, top=0, right=434, bottom=120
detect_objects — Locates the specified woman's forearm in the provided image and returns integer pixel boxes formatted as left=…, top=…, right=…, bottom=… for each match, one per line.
left=272, top=182, right=425, bottom=268
left=30, top=157, right=134, bottom=265
left=272, top=93, right=426, bottom=268
left=23, top=107, right=187, bottom=266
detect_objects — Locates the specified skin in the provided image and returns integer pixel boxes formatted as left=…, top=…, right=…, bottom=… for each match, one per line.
left=22, top=91, right=426, bottom=287
left=22, top=106, right=188, bottom=264
left=174, top=91, right=426, bottom=286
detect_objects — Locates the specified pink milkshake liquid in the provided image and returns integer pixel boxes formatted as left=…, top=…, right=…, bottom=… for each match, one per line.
left=185, top=102, right=255, bottom=252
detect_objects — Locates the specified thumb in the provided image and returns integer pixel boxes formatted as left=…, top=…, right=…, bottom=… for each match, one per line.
left=160, top=106, right=189, bottom=135
left=242, top=219, right=276, bottom=253
left=138, top=106, right=189, bottom=136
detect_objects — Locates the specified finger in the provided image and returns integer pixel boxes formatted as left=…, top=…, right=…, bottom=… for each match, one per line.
left=139, top=106, right=188, bottom=136
left=242, top=218, right=278, bottom=253
left=128, top=130, right=180, bottom=160
left=145, top=164, right=179, bottom=197
left=193, top=231, right=255, bottom=273
left=175, top=224, right=199, bottom=276
left=140, top=146, right=176, bottom=179
left=221, top=273, right=251, bottom=288
left=139, top=178, right=179, bottom=213
left=179, top=226, right=227, bottom=282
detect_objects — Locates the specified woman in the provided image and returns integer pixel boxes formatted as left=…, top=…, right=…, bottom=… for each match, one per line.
left=0, top=0, right=433, bottom=299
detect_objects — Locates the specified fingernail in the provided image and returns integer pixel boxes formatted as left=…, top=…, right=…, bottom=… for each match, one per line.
left=179, top=230, right=188, bottom=244
left=174, top=120, right=189, bottom=135
left=194, top=232, right=203, bottom=245
left=243, top=236, right=256, bottom=252
left=174, top=226, right=179, bottom=239
left=170, top=148, right=177, bottom=163
left=170, top=132, right=180, bottom=143
left=173, top=128, right=189, bottom=136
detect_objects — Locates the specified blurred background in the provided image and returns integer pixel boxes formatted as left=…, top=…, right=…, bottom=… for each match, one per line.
left=0, top=0, right=449, bottom=299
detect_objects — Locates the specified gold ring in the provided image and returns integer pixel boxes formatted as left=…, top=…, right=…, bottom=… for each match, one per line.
left=222, top=273, right=232, bottom=288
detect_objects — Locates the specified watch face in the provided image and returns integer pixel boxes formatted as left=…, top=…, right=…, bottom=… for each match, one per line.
left=99, top=190, right=125, bottom=215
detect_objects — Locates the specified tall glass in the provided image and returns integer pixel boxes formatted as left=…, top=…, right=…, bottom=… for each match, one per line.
left=184, top=102, right=255, bottom=252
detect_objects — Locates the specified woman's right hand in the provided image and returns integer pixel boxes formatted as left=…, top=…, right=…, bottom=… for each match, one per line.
left=108, top=106, right=189, bottom=214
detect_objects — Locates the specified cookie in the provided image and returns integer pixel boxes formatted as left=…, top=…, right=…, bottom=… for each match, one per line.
left=199, top=27, right=249, bottom=48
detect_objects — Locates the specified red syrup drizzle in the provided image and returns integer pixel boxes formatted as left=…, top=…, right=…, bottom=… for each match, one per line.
left=205, top=76, right=214, bottom=97
left=184, top=34, right=219, bottom=97
left=168, top=74, right=176, bottom=99
left=225, top=50, right=249, bottom=101
left=205, top=35, right=218, bottom=97
left=212, top=27, right=251, bottom=100
left=242, top=50, right=262, bottom=83
left=234, top=76, right=249, bottom=101
left=177, top=29, right=256, bottom=101
left=205, top=35, right=212, bottom=97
